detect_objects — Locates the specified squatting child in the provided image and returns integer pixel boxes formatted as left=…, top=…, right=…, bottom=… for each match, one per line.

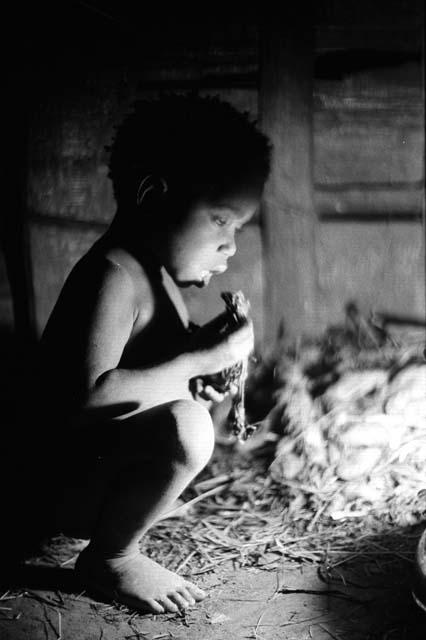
left=35, top=95, right=272, bottom=613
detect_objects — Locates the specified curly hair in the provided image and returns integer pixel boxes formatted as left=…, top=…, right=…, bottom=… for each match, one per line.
left=107, top=94, right=272, bottom=212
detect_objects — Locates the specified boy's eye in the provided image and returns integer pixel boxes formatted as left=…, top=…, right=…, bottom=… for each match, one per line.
left=213, top=215, right=227, bottom=227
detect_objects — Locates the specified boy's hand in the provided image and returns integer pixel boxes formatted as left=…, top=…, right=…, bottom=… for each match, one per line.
left=189, top=314, right=254, bottom=376
left=190, top=376, right=238, bottom=403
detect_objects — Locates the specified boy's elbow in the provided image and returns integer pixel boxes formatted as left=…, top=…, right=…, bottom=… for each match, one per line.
left=93, top=368, right=117, bottom=389
left=82, top=368, right=119, bottom=408
left=77, top=369, right=143, bottom=419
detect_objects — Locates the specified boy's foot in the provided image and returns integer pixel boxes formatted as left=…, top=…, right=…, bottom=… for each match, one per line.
left=75, top=547, right=206, bottom=614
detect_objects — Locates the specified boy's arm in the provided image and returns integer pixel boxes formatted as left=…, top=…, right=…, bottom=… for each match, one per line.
left=77, top=263, right=252, bottom=416
left=67, top=260, right=252, bottom=417
left=78, top=262, right=197, bottom=413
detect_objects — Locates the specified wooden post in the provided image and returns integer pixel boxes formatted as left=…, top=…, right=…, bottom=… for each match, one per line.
left=259, top=10, right=318, bottom=346
left=3, top=69, right=37, bottom=351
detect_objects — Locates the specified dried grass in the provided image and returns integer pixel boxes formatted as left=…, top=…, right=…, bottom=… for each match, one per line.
left=141, top=318, right=426, bottom=580
left=139, top=450, right=423, bottom=579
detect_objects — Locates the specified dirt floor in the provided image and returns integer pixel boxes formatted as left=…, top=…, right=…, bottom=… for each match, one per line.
left=1, top=331, right=426, bottom=639
left=1, top=531, right=425, bottom=640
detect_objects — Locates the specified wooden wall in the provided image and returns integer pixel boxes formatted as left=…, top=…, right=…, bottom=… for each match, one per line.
left=312, top=6, right=425, bottom=335
left=3, top=2, right=424, bottom=350
left=260, top=2, right=424, bottom=343
left=23, top=16, right=266, bottom=343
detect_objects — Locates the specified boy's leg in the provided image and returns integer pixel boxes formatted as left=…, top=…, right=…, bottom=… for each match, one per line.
left=74, top=399, right=215, bottom=613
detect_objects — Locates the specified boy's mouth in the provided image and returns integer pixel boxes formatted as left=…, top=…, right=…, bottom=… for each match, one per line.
left=208, top=264, right=228, bottom=277
left=195, top=264, right=228, bottom=287
left=200, top=265, right=227, bottom=282
left=212, top=265, right=227, bottom=274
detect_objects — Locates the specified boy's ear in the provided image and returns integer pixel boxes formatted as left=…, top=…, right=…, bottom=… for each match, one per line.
left=136, top=174, right=168, bottom=206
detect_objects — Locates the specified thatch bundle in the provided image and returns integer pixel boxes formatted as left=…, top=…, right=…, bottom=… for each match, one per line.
left=256, top=320, right=426, bottom=527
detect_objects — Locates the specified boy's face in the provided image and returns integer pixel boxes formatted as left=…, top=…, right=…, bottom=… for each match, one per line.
left=163, top=187, right=261, bottom=288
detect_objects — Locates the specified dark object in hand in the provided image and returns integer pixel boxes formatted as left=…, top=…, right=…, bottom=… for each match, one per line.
left=220, top=291, right=257, bottom=442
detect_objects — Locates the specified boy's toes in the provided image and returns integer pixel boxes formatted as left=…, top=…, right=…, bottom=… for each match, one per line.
left=169, top=592, right=190, bottom=610
left=178, top=587, right=196, bottom=606
left=185, top=582, right=206, bottom=601
left=158, top=596, right=180, bottom=613
left=147, top=598, right=165, bottom=614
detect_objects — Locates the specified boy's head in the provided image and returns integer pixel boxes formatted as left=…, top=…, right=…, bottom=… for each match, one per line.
left=107, top=94, right=272, bottom=287
left=108, top=94, right=271, bottom=218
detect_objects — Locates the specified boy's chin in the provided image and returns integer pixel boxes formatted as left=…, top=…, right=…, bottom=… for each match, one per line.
left=175, top=272, right=212, bottom=288
left=173, top=277, right=208, bottom=289
left=180, top=279, right=209, bottom=289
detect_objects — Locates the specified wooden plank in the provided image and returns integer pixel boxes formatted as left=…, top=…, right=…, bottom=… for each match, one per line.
left=28, top=214, right=108, bottom=233
left=315, top=220, right=425, bottom=326
left=259, top=11, right=318, bottom=342
left=316, top=26, right=423, bottom=53
left=313, top=61, right=424, bottom=186
left=27, top=72, right=122, bottom=224
left=315, top=0, right=423, bottom=29
left=315, top=184, right=423, bottom=216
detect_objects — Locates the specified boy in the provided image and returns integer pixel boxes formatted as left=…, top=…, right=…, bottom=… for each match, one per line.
left=35, top=95, right=272, bottom=614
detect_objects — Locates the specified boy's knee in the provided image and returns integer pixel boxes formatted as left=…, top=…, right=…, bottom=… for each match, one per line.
left=168, top=399, right=214, bottom=471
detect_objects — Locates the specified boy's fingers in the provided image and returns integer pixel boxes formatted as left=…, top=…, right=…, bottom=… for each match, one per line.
left=202, top=385, right=226, bottom=403
left=229, top=383, right=239, bottom=396
left=192, top=378, right=226, bottom=403
left=193, top=378, right=204, bottom=395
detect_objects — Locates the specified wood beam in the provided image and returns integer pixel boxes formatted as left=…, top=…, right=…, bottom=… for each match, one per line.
left=259, top=10, right=318, bottom=344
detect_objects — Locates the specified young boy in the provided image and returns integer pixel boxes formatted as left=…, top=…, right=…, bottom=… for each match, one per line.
left=35, top=95, right=272, bottom=614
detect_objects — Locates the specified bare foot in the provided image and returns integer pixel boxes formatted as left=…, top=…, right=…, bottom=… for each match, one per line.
left=75, top=547, right=206, bottom=613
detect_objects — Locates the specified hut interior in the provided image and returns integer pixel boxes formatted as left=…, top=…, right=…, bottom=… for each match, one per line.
left=1, top=2, right=425, bottom=638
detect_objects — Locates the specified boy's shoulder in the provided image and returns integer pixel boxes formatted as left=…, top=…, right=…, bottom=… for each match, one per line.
left=101, top=247, right=156, bottom=314
left=103, top=247, right=147, bottom=283
left=73, top=244, right=156, bottom=323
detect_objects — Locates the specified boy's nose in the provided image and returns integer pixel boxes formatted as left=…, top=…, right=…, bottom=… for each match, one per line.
left=219, top=235, right=236, bottom=257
